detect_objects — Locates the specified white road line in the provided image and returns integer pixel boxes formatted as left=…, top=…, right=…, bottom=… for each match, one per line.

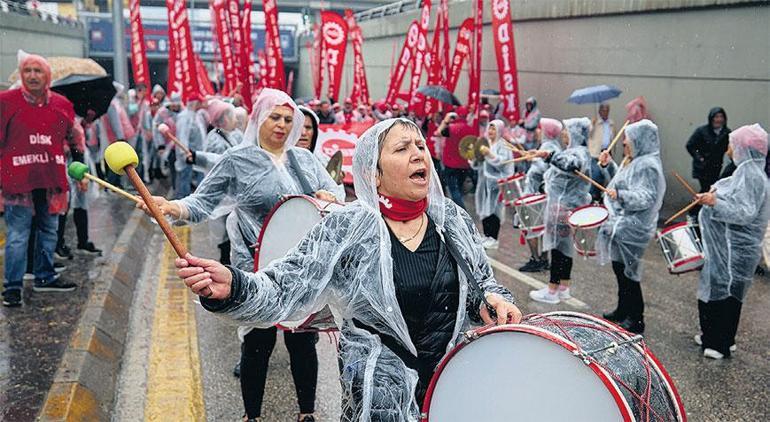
left=487, top=257, right=589, bottom=309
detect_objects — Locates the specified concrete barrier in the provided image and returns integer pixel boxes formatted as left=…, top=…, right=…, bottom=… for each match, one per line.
left=38, top=210, right=154, bottom=421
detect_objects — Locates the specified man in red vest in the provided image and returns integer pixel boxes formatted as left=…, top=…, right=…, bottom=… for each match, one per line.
left=1, top=52, right=80, bottom=307
left=436, top=106, right=474, bottom=209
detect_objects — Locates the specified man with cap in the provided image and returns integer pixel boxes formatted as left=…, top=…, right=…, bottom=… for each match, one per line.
left=1, top=51, right=81, bottom=306
left=335, top=98, right=362, bottom=124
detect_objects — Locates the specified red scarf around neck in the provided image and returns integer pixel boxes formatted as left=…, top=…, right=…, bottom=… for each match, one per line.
left=378, top=194, right=427, bottom=221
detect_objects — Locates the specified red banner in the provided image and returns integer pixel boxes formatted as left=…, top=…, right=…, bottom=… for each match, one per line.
left=447, top=18, right=474, bottom=92
left=345, top=11, right=369, bottom=105
left=166, top=0, right=182, bottom=96
left=440, top=0, right=450, bottom=84
left=408, top=0, right=432, bottom=110
left=211, top=0, right=238, bottom=95
left=262, top=0, right=286, bottom=90
left=129, top=0, right=150, bottom=88
left=309, top=25, right=321, bottom=99
left=172, top=0, right=201, bottom=102
left=256, top=49, right=268, bottom=90
left=316, top=122, right=375, bottom=185
left=196, top=54, right=215, bottom=96
left=241, top=0, right=255, bottom=97
left=386, top=20, right=419, bottom=105
left=469, top=0, right=483, bottom=131
left=423, top=7, right=444, bottom=116
left=320, top=11, right=348, bottom=102
left=491, top=0, right=520, bottom=122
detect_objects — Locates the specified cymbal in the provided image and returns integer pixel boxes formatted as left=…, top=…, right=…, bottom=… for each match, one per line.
left=473, top=137, right=490, bottom=161
left=326, top=151, right=344, bottom=184
left=459, top=135, right=478, bottom=161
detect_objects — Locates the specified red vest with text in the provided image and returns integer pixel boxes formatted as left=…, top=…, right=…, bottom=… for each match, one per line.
left=0, top=89, right=72, bottom=194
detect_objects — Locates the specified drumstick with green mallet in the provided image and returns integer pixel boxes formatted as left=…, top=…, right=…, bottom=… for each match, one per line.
left=67, top=161, right=141, bottom=204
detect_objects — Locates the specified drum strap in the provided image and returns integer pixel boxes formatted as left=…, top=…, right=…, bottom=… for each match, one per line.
left=443, top=235, right=496, bottom=316
left=215, top=128, right=235, bottom=148
left=286, top=149, right=315, bottom=196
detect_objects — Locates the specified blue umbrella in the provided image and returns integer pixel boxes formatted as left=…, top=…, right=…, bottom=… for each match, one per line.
left=567, top=85, right=622, bottom=105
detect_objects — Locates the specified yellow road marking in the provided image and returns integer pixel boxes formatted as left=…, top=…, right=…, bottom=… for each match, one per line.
left=144, top=227, right=206, bottom=421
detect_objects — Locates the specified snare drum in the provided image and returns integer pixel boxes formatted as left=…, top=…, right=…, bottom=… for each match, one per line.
left=513, top=193, right=547, bottom=233
left=255, top=195, right=343, bottom=331
left=657, top=222, right=704, bottom=274
left=568, top=204, right=609, bottom=256
left=422, top=311, right=685, bottom=422
left=497, top=173, right=526, bottom=206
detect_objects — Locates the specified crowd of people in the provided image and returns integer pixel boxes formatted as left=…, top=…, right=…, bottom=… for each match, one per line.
left=2, top=50, right=769, bottom=421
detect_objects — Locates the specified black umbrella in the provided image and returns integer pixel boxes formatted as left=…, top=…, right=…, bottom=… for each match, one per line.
left=50, top=74, right=117, bottom=119
left=416, top=85, right=461, bottom=106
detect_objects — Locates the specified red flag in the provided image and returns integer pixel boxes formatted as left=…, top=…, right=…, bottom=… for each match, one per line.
left=408, top=0, right=432, bottom=110
left=469, top=0, right=483, bottom=132
left=447, top=19, right=474, bottom=92
left=129, top=0, right=150, bottom=87
left=256, top=49, right=268, bottom=90
left=440, top=0, right=450, bottom=84
left=241, top=0, right=255, bottom=96
left=320, top=11, right=348, bottom=102
left=262, top=0, right=286, bottom=90
left=312, top=24, right=324, bottom=99
left=386, top=21, right=419, bottom=105
left=345, top=11, right=369, bottom=105
left=195, top=55, right=215, bottom=96
left=423, top=8, right=444, bottom=116
left=211, top=0, right=238, bottom=95
left=165, top=0, right=183, bottom=96
left=491, top=0, right=520, bottom=122
left=286, top=70, right=294, bottom=96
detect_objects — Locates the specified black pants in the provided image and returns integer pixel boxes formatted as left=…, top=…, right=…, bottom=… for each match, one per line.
left=611, top=261, right=645, bottom=321
left=482, top=215, right=500, bottom=240
left=241, top=327, right=319, bottom=418
left=698, top=297, right=742, bottom=357
left=549, top=249, right=572, bottom=284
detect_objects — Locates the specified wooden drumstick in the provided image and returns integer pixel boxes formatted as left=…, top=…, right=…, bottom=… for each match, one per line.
left=606, top=120, right=630, bottom=154
left=501, top=154, right=535, bottom=165
left=158, top=123, right=192, bottom=156
left=573, top=170, right=609, bottom=193
left=673, top=171, right=698, bottom=198
left=665, top=198, right=700, bottom=225
left=68, top=162, right=141, bottom=204
left=104, top=142, right=189, bottom=258
left=503, top=140, right=525, bottom=151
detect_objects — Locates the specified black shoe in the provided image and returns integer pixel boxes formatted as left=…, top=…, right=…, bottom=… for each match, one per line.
left=55, top=244, right=74, bottom=260
left=76, top=242, right=103, bottom=256
left=602, top=309, right=626, bottom=323
left=299, top=415, right=316, bottom=422
left=519, top=258, right=540, bottom=273
left=33, top=276, right=77, bottom=292
left=54, top=262, right=67, bottom=273
left=2, top=289, right=21, bottom=307
left=538, top=259, right=550, bottom=272
left=619, top=317, right=645, bottom=334
left=233, top=362, right=241, bottom=378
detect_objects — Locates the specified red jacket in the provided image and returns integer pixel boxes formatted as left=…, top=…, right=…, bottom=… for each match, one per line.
left=0, top=89, right=73, bottom=194
left=442, top=121, right=473, bottom=169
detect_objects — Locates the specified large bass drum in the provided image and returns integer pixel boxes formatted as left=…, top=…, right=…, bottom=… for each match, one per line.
left=255, top=195, right=343, bottom=332
left=422, top=312, right=685, bottom=422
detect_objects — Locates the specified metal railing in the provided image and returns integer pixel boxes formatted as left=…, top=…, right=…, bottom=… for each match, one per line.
left=353, top=0, right=423, bottom=23
left=0, top=0, right=83, bottom=28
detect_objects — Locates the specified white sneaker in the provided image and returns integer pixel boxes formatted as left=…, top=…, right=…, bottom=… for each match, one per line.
left=483, top=238, right=499, bottom=250
left=703, top=348, right=724, bottom=360
left=529, top=287, right=560, bottom=304
left=23, top=273, right=35, bottom=281
left=557, top=288, right=572, bottom=301
left=694, top=334, right=736, bottom=352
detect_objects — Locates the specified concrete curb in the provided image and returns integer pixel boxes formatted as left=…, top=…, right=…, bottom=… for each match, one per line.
left=38, top=210, right=154, bottom=421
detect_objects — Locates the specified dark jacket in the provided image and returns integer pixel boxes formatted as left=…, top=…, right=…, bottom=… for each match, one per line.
left=686, top=107, right=730, bottom=180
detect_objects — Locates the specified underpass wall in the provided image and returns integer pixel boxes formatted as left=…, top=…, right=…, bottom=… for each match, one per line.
left=295, top=0, right=770, bottom=208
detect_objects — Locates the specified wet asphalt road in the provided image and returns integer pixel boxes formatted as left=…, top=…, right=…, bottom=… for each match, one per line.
left=3, top=190, right=769, bottom=421
left=0, top=192, right=132, bottom=421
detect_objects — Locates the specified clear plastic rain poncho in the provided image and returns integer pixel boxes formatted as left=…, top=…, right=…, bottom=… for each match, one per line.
left=175, top=89, right=343, bottom=271
left=698, top=124, right=770, bottom=303
left=472, top=119, right=515, bottom=219
left=201, top=118, right=514, bottom=421
left=174, top=103, right=206, bottom=172
left=542, top=117, right=593, bottom=257
left=204, top=100, right=238, bottom=154
left=596, top=120, right=666, bottom=281
left=524, top=118, right=563, bottom=195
